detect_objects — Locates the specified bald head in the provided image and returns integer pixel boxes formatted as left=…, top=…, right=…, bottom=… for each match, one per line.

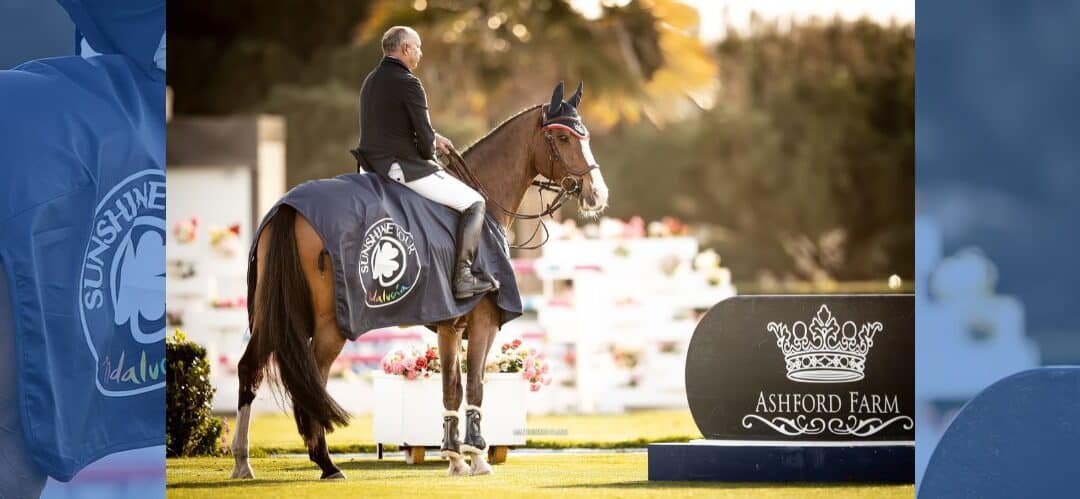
left=382, top=26, right=418, bottom=54
left=381, top=26, right=422, bottom=70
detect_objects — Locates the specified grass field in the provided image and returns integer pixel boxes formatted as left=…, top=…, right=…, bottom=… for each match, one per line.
left=167, top=453, right=913, bottom=499
left=231, top=409, right=704, bottom=454
left=172, top=410, right=914, bottom=497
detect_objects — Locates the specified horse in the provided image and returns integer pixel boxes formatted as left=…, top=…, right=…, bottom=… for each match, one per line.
left=230, top=81, right=609, bottom=479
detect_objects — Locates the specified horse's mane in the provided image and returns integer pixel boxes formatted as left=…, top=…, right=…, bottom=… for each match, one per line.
left=443, top=104, right=542, bottom=191
left=462, top=104, right=542, bottom=153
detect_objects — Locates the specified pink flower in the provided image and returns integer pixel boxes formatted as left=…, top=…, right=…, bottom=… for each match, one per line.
left=415, top=357, right=428, bottom=370
left=529, top=384, right=540, bottom=392
left=405, top=369, right=419, bottom=380
left=512, top=339, right=522, bottom=348
left=524, top=367, right=537, bottom=379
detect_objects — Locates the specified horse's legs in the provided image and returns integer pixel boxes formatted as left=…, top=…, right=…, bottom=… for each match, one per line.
left=437, top=325, right=469, bottom=475
left=305, top=319, right=346, bottom=480
left=231, top=226, right=272, bottom=479
left=463, top=297, right=499, bottom=475
left=229, top=331, right=264, bottom=479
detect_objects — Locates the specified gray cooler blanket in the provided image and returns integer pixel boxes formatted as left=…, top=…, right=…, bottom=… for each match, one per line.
left=251, top=172, right=521, bottom=340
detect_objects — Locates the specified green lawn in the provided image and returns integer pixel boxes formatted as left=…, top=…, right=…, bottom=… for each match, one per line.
left=233, top=409, right=704, bottom=454
left=167, top=453, right=913, bottom=499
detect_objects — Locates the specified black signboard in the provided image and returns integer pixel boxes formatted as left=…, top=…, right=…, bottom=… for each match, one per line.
left=685, top=295, right=914, bottom=442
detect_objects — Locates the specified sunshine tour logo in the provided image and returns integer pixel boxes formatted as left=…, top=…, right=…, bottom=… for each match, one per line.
left=80, top=170, right=166, bottom=397
left=358, top=218, right=420, bottom=307
left=740, top=305, right=914, bottom=438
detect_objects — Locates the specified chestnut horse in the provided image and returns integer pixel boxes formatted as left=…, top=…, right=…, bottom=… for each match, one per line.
left=230, top=82, right=608, bottom=479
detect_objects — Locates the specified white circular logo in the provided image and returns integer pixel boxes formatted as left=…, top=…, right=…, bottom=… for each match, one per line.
left=79, top=169, right=166, bottom=397
left=357, top=218, right=420, bottom=307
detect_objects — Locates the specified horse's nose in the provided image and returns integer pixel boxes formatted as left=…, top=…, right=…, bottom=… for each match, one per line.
left=586, top=167, right=609, bottom=210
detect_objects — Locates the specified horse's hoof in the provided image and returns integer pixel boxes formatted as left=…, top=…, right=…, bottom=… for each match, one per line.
left=447, top=457, right=471, bottom=476
left=321, top=470, right=346, bottom=480
left=469, top=456, right=493, bottom=476
left=230, top=461, right=255, bottom=479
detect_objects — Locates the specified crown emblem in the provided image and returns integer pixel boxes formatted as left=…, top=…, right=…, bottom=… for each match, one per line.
left=768, top=304, right=883, bottom=383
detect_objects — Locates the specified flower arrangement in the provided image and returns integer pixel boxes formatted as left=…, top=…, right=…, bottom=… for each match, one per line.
left=693, top=248, right=733, bottom=287
left=487, top=339, right=552, bottom=392
left=209, top=296, right=247, bottom=309
left=380, top=339, right=552, bottom=391
left=166, top=309, right=185, bottom=327
left=381, top=345, right=440, bottom=380
left=174, top=216, right=199, bottom=244
left=647, top=216, right=689, bottom=238
left=209, top=224, right=241, bottom=257
left=554, top=215, right=689, bottom=240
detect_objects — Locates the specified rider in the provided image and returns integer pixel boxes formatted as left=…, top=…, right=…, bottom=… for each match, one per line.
left=351, top=26, right=497, bottom=300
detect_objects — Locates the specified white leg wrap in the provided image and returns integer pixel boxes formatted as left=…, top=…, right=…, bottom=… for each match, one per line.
left=447, top=455, right=471, bottom=476
left=230, top=405, right=255, bottom=479
left=469, top=452, right=493, bottom=476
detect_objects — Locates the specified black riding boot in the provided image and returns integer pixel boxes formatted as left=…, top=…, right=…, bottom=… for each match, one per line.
left=441, top=412, right=462, bottom=458
left=462, top=406, right=487, bottom=454
left=453, top=201, right=498, bottom=299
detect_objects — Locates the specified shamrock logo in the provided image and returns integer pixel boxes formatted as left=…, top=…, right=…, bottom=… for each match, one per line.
left=113, top=226, right=166, bottom=344
left=372, top=239, right=406, bottom=286
left=357, top=218, right=420, bottom=307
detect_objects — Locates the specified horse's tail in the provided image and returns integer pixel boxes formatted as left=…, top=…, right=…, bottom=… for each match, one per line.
left=254, top=205, right=349, bottom=437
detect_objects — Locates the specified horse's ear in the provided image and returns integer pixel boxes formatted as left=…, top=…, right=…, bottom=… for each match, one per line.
left=548, top=81, right=565, bottom=115
left=567, top=81, right=583, bottom=108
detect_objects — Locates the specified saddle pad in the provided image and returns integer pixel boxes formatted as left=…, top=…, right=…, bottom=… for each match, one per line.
left=252, top=173, right=522, bottom=340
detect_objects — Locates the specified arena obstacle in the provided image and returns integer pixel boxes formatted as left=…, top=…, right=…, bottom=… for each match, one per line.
left=649, top=295, right=914, bottom=482
left=919, top=367, right=1080, bottom=498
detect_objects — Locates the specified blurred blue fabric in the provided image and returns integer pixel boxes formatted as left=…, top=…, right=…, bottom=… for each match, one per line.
left=917, top=0, right=1080, bottom=340
left=917, top=0, right=1080, bottom=492
left=0, top=0, right=165, bottom=496
left=0, top=0, right=72, bottom=69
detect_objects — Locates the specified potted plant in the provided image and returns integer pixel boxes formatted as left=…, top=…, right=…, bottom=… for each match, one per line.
left=372, top=339, right=550, bottom=464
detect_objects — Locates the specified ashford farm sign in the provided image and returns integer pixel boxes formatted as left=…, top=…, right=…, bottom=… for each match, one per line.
left=685, top=295, right=914, bottom=442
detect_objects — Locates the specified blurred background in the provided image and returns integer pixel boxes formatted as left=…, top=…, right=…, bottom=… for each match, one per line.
left=164, top=0, right=914, bottom=472
left=916, top=0, right=1080, bottom=488
left=0, top=1, right=166, bottom=498
left=168, top=0, right=914, bottom=285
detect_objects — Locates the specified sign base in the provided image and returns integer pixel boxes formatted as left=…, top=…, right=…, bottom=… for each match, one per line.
left=648, top=440, right=914, bottom=483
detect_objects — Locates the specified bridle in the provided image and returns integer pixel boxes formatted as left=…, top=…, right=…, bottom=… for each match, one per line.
left=441, top=114, right=598, bottom=249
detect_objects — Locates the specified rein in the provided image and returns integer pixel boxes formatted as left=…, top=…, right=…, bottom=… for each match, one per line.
left=441, top=118, right=596, bottom=249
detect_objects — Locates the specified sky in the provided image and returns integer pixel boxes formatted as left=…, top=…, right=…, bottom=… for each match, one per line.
left=571, top=0, right=915, bottom=41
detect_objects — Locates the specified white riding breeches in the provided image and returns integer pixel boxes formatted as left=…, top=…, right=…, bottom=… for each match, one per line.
left=387, top=162, right=483, bottom=213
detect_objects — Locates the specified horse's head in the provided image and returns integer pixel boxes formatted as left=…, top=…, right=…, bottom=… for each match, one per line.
left=534, top=81, right=609, bottom=217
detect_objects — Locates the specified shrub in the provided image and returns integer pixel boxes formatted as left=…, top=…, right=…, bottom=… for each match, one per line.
left=166, top=330, right=224, bottom=457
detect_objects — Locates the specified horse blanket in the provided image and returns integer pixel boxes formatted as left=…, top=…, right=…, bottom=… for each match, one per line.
left=0, top=0, right=165, bottom=481
left=252, top=173, right=522, bottom=340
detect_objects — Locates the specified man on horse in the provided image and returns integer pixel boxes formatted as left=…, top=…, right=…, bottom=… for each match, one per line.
left=351, top=26, right=498, bottom=300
